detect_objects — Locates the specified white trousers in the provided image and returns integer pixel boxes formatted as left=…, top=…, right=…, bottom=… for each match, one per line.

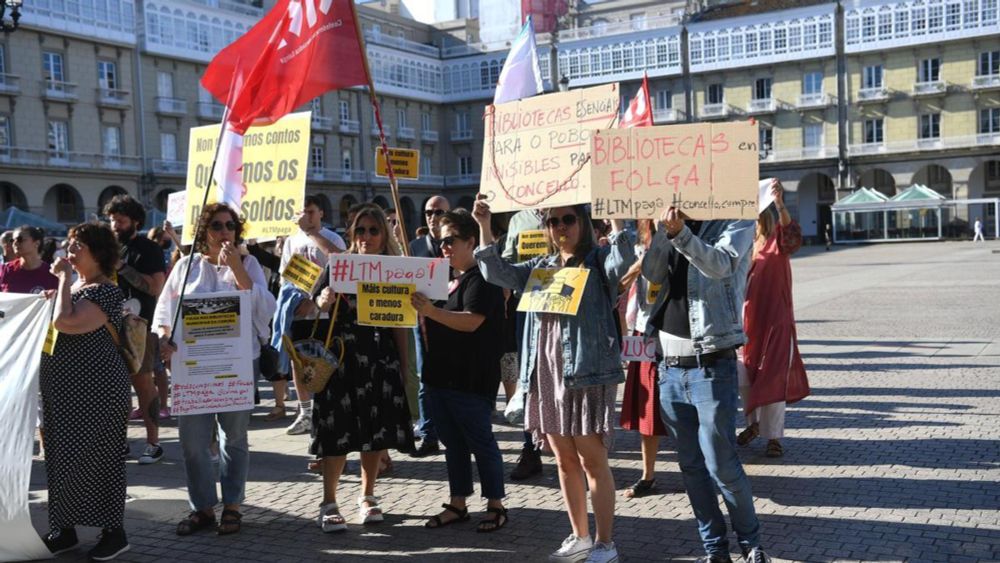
left=973, top=231, right=984, bottom=242
left=737, top=348, right=789, bottom=440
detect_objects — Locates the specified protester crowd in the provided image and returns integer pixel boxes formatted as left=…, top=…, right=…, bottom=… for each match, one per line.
left=4, top=180, right=811, bottom=563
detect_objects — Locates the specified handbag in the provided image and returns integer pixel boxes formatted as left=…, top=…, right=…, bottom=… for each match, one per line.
left=258, top=340, right=281, bottom=380
left=105, top=312, right=149, bottom=377
left=283, top=294, right=345, bottom=394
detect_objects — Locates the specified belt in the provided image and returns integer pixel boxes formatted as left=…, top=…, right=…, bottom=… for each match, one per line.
left=663, top=348, right=736, bottom=368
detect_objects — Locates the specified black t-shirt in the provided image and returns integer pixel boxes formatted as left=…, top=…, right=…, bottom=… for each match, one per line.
left=653, top=222, right=702, bottom=340
left=422, top=268, right=504, bottom=398
left=119, top=235, right=167, bottom=322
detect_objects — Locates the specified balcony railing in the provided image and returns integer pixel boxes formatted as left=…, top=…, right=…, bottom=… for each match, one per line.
left=371, top=126, right=391, bottom=138
left=912, top=80, right=946, bottom=96
left=652, top=108, right=682, bottom=124
left=847, top=135, right=999, bottom=156
left=0, top=74, right=20, bottom=94
left=152, top=159, right=187, bottom=175
left=761, top=146, right=839, bottom=162
left=197, top=102, right=224, bottom=120
left=916, top=137, right=943, bottom=149
left=850, top=142, right=886, bottom=155
left=972, top=75, right=1000, bottom=90
left=976, top=132, right=1000, bottom=146
left=0, top=146, right=141, bottom=170
left=446, top=173, right=479, bottom=186
left=42, top=80, right=78, bottom=101
left=155, top=97, right=187, bottom=116
left=747, top=98, right=777, bottom=114
left=397, top=126, right=415, bottom=140
left=857, top=87, right=889, bottom=103
left=797, top=93, right=832, bottom=109
left=97, top=88, right=131, bottom=108
left=699, top=103, right=730, bottom=119
left=311, top=115, right=333, bottom=131
left=421, top=130, right=439, bottom=142
left=451, top=129, right=473, bottom=141
left=339, top=119, right=360, bottom=135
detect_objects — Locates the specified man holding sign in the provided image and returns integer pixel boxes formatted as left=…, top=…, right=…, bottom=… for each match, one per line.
left=641, top=193, right=772, bottom=563
left=270, top=195, right=346, bottom=432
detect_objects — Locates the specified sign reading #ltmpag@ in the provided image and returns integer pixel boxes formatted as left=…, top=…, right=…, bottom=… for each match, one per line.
left=183, top=111, right=310, bottom=244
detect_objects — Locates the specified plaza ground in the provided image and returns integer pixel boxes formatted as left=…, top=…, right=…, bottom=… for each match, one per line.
left=28, top=239, right=1000, bottom=562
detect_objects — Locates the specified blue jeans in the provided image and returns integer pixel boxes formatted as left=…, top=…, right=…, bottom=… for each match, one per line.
left=414, top=326, right=438, bottom=443
left=657, top=358, right=761, bottom=556
left=177, top=361, right=256, bottom=511
left=425, top=387, right=505, bottom=500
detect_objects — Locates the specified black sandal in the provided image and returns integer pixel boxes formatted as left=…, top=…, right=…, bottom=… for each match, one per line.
left=176, top=511, right=216, bottom=536
left=623, top=479, right=657, bottom=499
left=765, top=439, right=784, bottom=458
left=217, top=509, right=242, bottom=536
left=476, top=506, right=508, bottom=533
left=425, top=503, right=470, bottom=529
left=736, top=423, right=760, bottom=447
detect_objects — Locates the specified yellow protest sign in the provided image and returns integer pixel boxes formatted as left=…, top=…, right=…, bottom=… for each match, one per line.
left=42, top=323, right=58, bottom=356
left=480, top=84, right=621, bottom=213
left=183, top=112, right=311, bottom=244
left=517, top=230, right=549, bottom=259
left=590, top=121, right=759, bottom=220
left=517, top=268, right=591, bottom=316
left=282, top=254, right=324, bottom=293
left=646, top=282, right=662, bottom=305
left=357, top=282, right=417, bottom=328
left=375, top=147, right=419, bottom=179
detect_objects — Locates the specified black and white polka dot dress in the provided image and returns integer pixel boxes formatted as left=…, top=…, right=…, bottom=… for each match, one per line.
left=39, top=283, right=130, bottom=532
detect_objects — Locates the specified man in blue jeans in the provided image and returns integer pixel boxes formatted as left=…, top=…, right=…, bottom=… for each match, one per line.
left=642, top=206, right=771, bottom=563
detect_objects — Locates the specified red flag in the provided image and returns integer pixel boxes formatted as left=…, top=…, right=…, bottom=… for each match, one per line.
left=521, top=0, right=568, bottom=34
left=620, top=74, right=653, bottom=129
left=201, top=0, right=369, bottom=134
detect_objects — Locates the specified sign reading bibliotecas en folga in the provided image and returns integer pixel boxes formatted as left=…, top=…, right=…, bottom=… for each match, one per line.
left=182, top=112, right=311, bottom=244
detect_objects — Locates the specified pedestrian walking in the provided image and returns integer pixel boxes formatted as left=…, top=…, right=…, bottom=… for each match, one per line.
left=154, top=203, right=276, bottom=537
left=412, top=210, right=508, bottom=533
left=39, top=222, right=131, bottom=561
left=0, top=226, right=58, bottom=294
left=642, top=191, right=773, bottom=563
left=475, top=197, right=634, bottom=563
left=973, top=217, right=985, bottom=242
left=738, top=182, right=809, bottom=459
left=104, top=195, right=167, bottom=465
left=308, top=205, right=415, bottom=533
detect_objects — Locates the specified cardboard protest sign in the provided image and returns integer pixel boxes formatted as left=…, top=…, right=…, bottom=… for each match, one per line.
left=621, top=335, right=658, bottom=363
left=167, top=191, right=186, bottom=226
left=376, top=147, right=419, bottom=179
left=480, top=83, right=621, bottom=213
left=328, top=254, right=449, bottom=300
left=282, top=254, right=324, bottom=293
left=356, top=282, right=417, bottom=328
left=517, top=268, right=590, bottom=315
left=590, top=121, right=759, bottom=220
left=517, top=230, right=549, bottom=259
left=183, top=112, right=310, bottom=244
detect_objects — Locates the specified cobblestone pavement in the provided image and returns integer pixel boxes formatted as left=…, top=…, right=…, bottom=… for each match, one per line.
left=28, top=240, right=1000, bottom=562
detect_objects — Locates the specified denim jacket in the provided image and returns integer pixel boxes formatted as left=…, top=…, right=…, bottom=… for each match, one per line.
left=641, top=220, right=754, bottom=354
left=475, top=230, right=635, bottom=390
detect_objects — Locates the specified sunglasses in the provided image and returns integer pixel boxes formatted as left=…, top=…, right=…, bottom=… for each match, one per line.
left=424, top=209, right=445, bottom=218
left=354, top=226, right=381, bottom=237
left=545, top=214, right=578, bottom=229
left=440, top=235, right=466, bottom=247
left=209, top=220, right=238, bottom=232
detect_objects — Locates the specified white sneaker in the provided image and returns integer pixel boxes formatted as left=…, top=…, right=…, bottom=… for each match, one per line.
left=317, top=503, right=347, bottom=533
left=549, top=534, right=594, bottom=562
left=743, top=547, right=771, bottom=563
left=286, top=413, right=312, bottom=435
left=585, top=542, right=620, bottom=563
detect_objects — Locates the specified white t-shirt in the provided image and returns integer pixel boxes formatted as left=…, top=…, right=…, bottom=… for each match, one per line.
left=280, top=228, right=346, bottom=273
left=974, top=220, right=983, bottom=233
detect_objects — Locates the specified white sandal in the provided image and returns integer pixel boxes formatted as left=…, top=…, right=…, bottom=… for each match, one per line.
left=318, top=502, right=347, bottom=533
left=358, top=495, right=384, bottom=524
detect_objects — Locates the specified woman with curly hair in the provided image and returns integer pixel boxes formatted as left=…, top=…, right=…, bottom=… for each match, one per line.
left=153, top=203, right=276, bottom=537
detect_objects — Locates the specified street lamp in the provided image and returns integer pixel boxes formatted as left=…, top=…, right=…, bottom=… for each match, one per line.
left=0, top=0, right=22, bottom=32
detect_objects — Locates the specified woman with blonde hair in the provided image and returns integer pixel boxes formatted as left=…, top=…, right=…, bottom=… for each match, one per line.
left=309, top=205, right=414, bottom=532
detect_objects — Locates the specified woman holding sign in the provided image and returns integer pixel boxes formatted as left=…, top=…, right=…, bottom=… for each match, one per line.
left=473, top=196, right=634, bottom=563
left=309, top=205, right=415, bottom=533
left=410, top=210, right=508, bottom=533
left=154, top=203, right=276, bottom=537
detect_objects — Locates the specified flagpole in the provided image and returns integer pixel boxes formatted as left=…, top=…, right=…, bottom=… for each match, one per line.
left=168, top=66, right=242, bottom=345
left=348, top=2, right=411, bottom=257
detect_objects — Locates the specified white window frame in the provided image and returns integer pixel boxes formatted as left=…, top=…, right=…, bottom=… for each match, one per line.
left=979, top=50, right=1000, bottom=76
left=864, top=119, right=884, bottom=144
left=339, top=100, right=350, bottom=121
left=656, top=90, right=672, bottom=109
left=341, top=148, right=352, bottom=170
left=918, top=58, right=941, bottom=82
left=707, top=83, right=724, bottom=105
left=863, top=65, right=883, bottom=88
left=43, top=52, right=65, bottom=82
left=459, top=155, right=473, bottom=175
left=160, top=132, right=177, bottom=161
left=98, top=60, right=118, bottom=90
left=803, top=123, right=823, bottom=148
left=102, top=126, right=121, bottom=156
left=48, top=120, right=70, bottom=158
left=919, top=113, right=941, bottom=139
left=981, top=107, right=1000, bottom=134
left=803, top=71, right=823, bottom=95
left=753, top=77, right=772, bottom=100
left=157, top=71, right=173, bottom=98
left=310, top=145, right=325, bottom=169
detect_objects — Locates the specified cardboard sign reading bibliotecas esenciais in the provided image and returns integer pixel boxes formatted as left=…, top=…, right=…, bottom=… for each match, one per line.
left=589, top=121, right=760, bottom=220
left=480, top=83, right=620, bottom=213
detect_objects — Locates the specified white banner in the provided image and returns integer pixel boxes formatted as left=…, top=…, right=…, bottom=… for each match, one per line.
left=327, top=254, right=450, bottom=300
left=0, top=294, right=54, bottom=562
left=620, top=335, right=658, bottom=363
